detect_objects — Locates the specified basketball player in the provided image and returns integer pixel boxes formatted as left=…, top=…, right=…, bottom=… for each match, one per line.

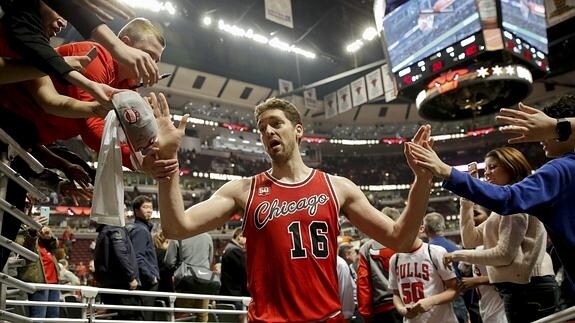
left=389, top=238, right=459, bottom=323
left=150, top=95, right=435, bottom=322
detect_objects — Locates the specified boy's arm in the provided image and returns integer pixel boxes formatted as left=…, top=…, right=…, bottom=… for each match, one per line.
left=411, top=278, right=459, bottom=314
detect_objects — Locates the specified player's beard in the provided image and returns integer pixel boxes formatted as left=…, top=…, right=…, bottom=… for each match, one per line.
left=268, top=139, right=297, bottom=164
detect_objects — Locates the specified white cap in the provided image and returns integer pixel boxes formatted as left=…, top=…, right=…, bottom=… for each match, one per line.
left=111, top=91, right=158, bottom=157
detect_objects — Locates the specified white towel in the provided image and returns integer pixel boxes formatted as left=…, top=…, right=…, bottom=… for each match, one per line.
left=91, top=111, right=125, bottom=226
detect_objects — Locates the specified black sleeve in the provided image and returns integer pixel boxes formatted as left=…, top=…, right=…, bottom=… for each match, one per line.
left=110, top=229, right=137, bottom=282
left=2, top=0, right=73, bottom=83
left=43, top=0, right=104, bottom=39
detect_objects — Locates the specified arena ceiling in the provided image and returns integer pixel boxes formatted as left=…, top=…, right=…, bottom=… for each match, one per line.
left=59, top=0, right=575, bottom=136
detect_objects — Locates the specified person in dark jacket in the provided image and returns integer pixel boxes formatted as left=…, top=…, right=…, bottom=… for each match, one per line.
left=128, top=195, right=160, bottom=320
left=219, top=228, right=249, bottom=310
left=94, top=224, right=143, bottom=320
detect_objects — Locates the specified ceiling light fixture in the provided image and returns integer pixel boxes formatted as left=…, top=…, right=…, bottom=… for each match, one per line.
left=119, top=0, right=176, bottom=15
left=214, top=19, right=316, bottom=59
left=346, top=26, right=379, bottom=54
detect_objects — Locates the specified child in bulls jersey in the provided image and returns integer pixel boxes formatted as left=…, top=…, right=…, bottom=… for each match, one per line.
left=151, top=96, right=435, bottom=322
left=390, top=238, right=459, bottom=323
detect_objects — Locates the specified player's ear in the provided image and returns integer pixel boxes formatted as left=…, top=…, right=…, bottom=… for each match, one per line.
left=295, top=123, right=303, bottom=142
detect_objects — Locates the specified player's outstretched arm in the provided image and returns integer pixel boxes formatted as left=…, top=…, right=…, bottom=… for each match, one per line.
left=337, top=125, right=433, bottom=252
left=148, top=92, right=249, bottom=240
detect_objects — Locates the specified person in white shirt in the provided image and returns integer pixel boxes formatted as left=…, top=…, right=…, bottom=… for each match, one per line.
left=459, top=246, right=508, bottom=323
left=390, top=238, right=459, bottom=323
left=337, top=255, right=356, bottom=320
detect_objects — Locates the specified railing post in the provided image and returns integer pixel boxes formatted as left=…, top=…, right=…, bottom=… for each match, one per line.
left=81, top=286, right=99, bottom=322
left=168, top=295, right=177, bottom=322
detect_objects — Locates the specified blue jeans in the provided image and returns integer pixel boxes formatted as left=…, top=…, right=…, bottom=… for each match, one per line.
left=494, top=275, right=559, bottom=323
left=28, top=289, right=61, bottom=319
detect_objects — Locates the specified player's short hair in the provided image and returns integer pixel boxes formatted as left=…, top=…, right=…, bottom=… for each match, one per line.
left=232, top=228, right=244, bottom=239
left=381, top=207, right=401, bottom=221
left=118, top=18, right=166, bottom=48
left=423, top=212, right=446, bottom=235
left=254, top=98, right=302, bottom=127
left=132, top=195, right=153, bottom=212
left=542, top=95, right=575, bottom=119
left=485, top=147, right=532, bottom=184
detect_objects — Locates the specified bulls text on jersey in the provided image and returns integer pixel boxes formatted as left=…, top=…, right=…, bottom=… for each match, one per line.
left=396, top=262, right=430, bottom=281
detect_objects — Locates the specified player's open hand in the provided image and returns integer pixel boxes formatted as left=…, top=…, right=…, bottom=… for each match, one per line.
left=496, top=102, right=557, bottom=143
left=405, top=124, right=433, bottom=181
left=147, top=92, right=188, bottom=159
left=407, top=141, right=451, bottom=179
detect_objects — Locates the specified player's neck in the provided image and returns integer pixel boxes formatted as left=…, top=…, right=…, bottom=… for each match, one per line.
left=270, top=157, right=311, bottom=183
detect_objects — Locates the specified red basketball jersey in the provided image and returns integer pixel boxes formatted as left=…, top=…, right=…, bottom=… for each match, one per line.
left=244, top=169, right=343, bottom=322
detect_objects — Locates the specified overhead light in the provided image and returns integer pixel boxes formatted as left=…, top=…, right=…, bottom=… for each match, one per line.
left=346, top=26, right=379, bottom=55
left=120, top=0, right=176, bottom=15
left=202, top=16, right=212, bottom=26
left=213, top=18, right=316, bottom=59
left=362, top=27, right=378, bottom=41
left=346, top=40, right=363, bottom=53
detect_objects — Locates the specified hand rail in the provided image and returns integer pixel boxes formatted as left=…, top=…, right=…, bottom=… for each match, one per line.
left=0, top=163, right=46, bottom=200
left=0, top=198, right=42, bottom=231
left=532, top=305, right=575, bottom=323
left=4, top=282, right=251, bottom=322
left=0, top=129, right=44, bottom=174
left=0, top=235, right=39, bottom=262
left=0, top=310, right=32, bottom=323
left=0, top=274, right=35, bottom=293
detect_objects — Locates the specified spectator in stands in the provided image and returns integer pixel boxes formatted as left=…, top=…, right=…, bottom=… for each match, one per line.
left=219, top=228, right=249, bottom=313
left=443, top=146, right=558, bottom=322
left=153, top=230, right=174, bottom=294
left=0, top=16, right=171, bottom=273
left=390, top=238, right=459, bottom=322
left=1, top=0, right=158, bottom=99
left=337, top=254, right=356, bottom=321
left=94, top=223, right=142, bottom=320
left=422, top=212, right=472, bottom=323
left=357, top=207, right=402, bottom=323
left=61, top=225, right=76, bottom=259
left=165, top=232, right=214, bottom=322
left=128, top=195, right=160, bottom=321
left=17, top=225, right=61, bottom=319
left=75, top=261, right=87, bottom=285
left=410, top=96, right=575, bottom=292
left=58, top=258, right=80, bottom=286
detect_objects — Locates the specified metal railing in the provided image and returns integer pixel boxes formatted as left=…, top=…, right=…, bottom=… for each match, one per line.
left=3, top=283, right=250, bottom=323
left=533, top=305, right=575, bottom=323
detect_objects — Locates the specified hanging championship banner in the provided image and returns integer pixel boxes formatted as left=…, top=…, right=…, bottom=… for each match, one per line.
left=337, top=85, right=352, bottom=113
left=278, top=78, right=293, bottom=94
left=381, top=64, right=398, bottom=102
left=303, top=88, right=319, bottom=110
left=324, top=92, right=338, bottom=119
left=366, top=68, right=384, bottom=101
left=265, top=0, right=294, bottom=28
left=351, top=77, right=367, bottom=107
